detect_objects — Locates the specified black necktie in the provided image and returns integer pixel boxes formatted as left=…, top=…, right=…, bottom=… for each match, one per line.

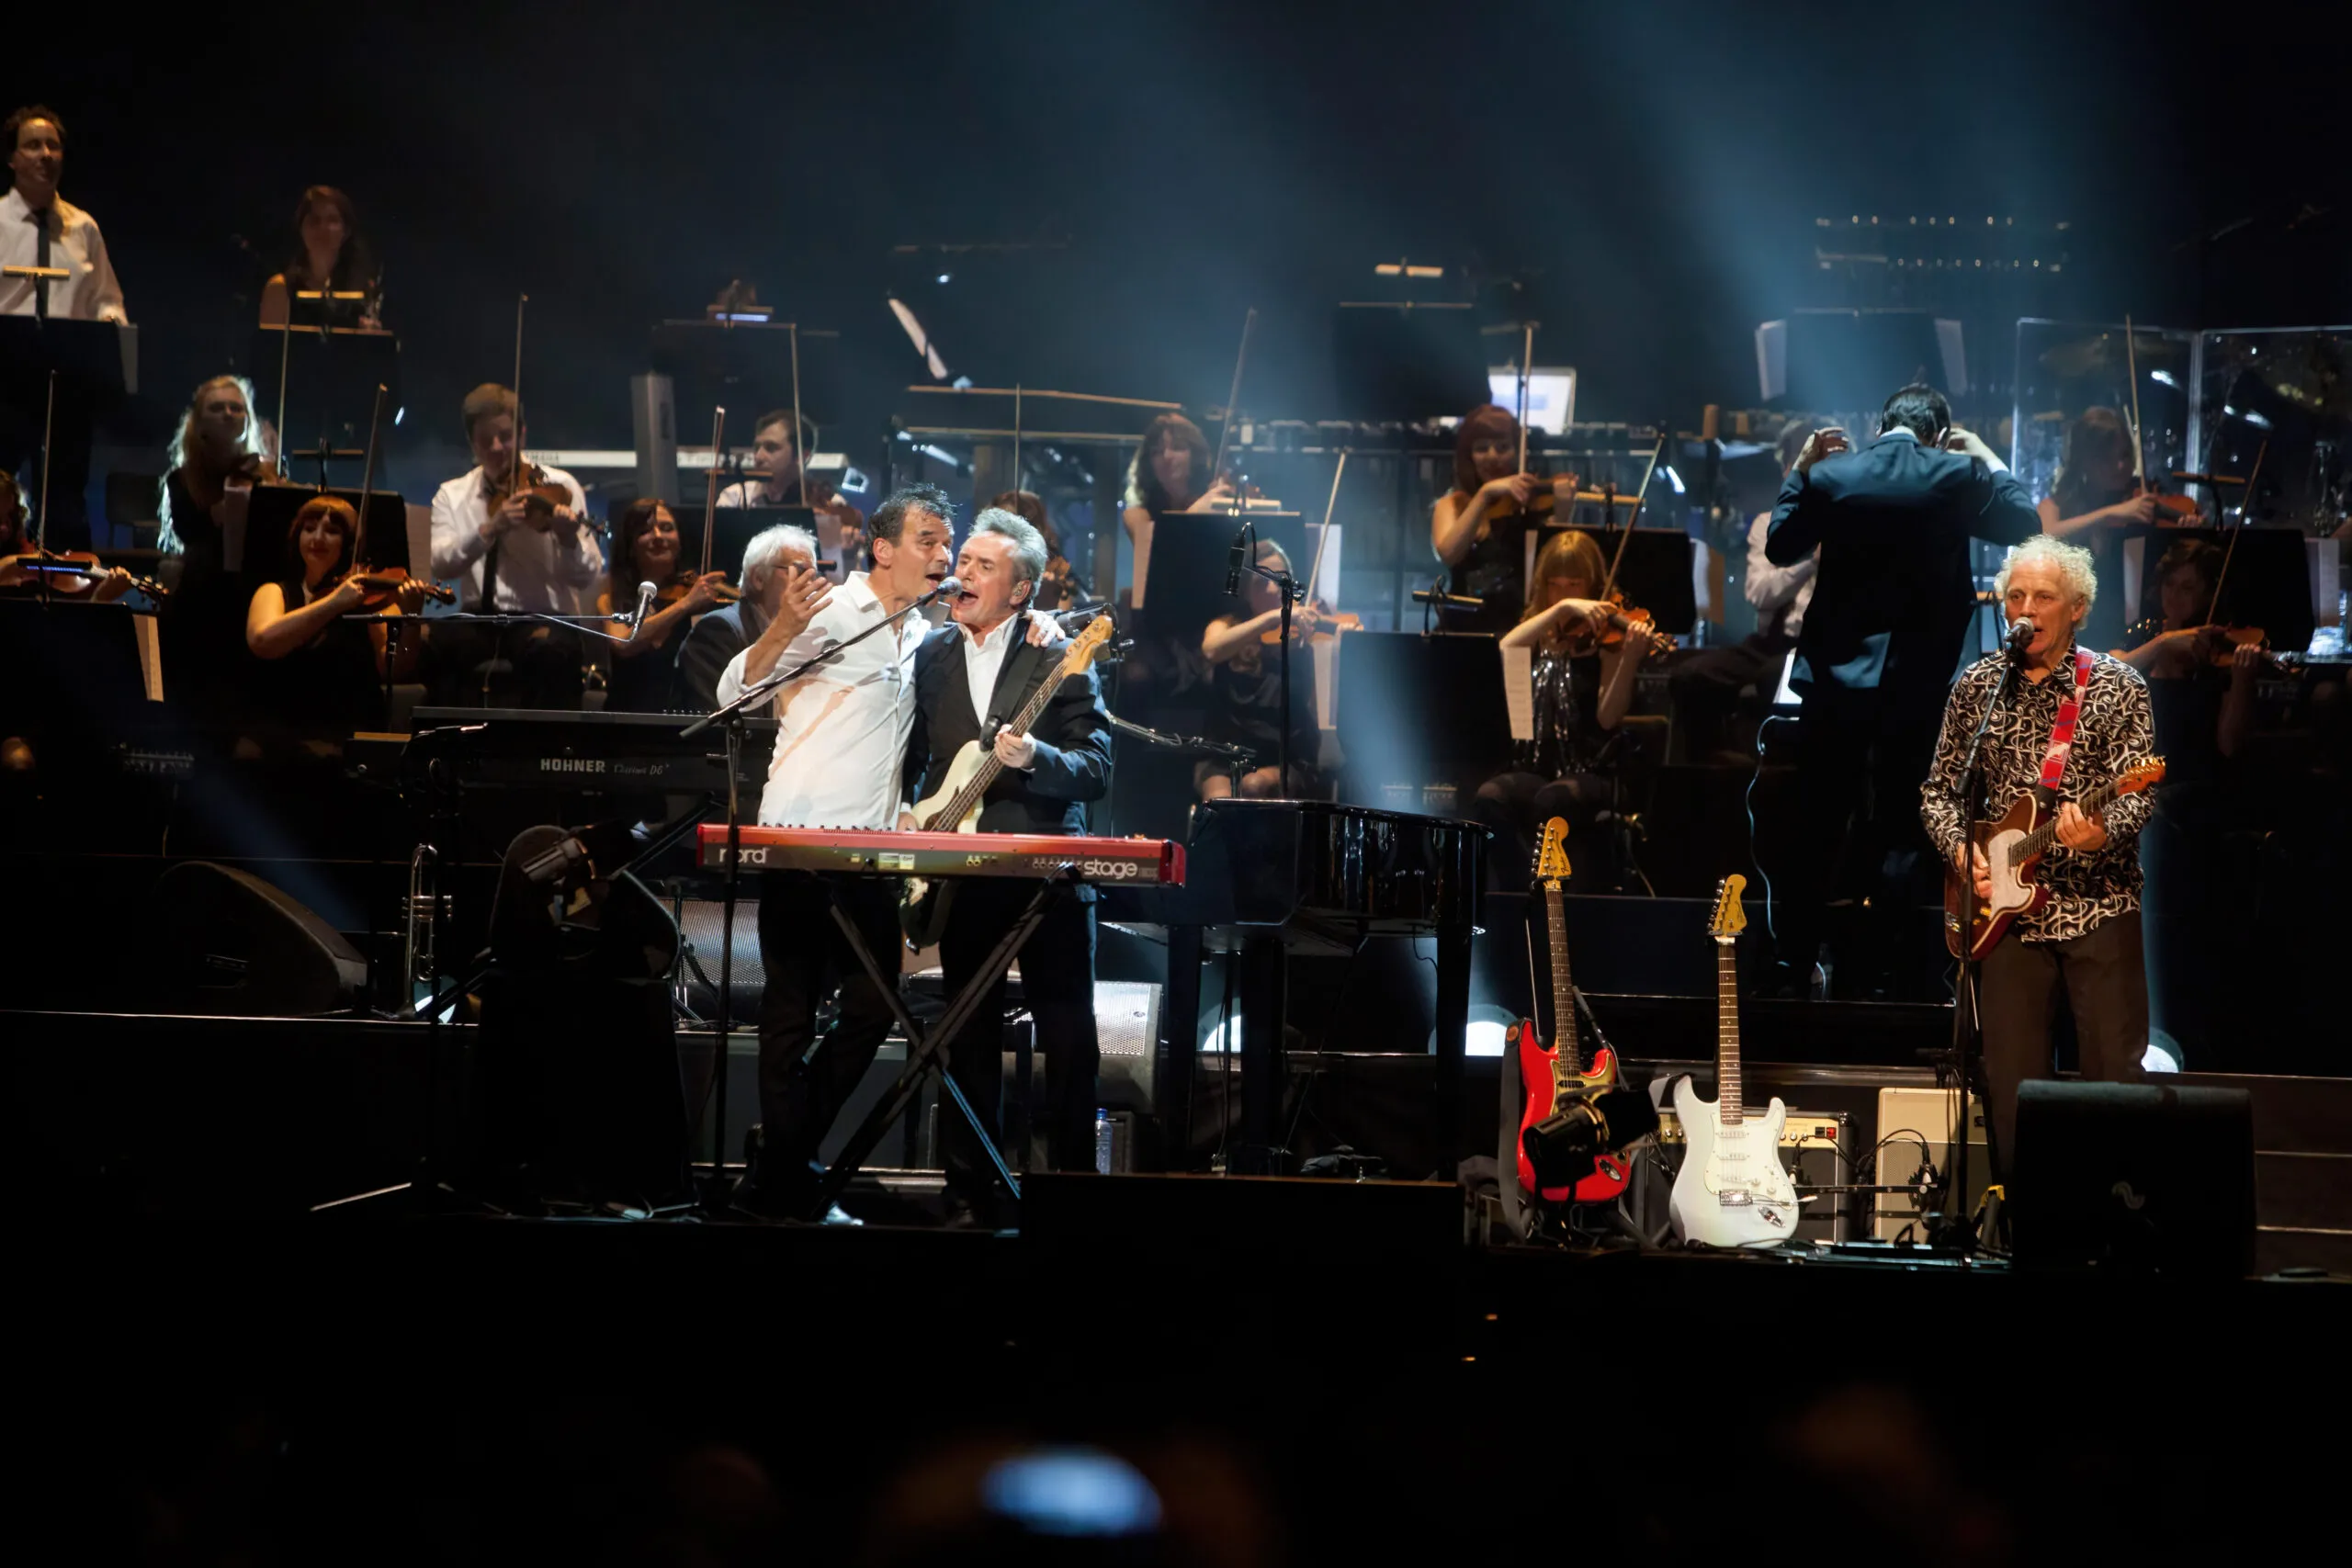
left=479, top=482, right=503, bottom=610
left=27, top=208, right=51, bottom=321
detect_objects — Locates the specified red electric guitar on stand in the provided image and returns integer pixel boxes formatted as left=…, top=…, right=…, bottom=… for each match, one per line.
left=1511, top=818, right=1631, bottom=1204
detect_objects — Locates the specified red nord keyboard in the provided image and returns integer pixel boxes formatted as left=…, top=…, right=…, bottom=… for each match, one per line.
left=695, top=825, right=1185, bottom=885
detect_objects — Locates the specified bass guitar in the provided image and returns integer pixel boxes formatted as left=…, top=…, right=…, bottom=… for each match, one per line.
left=1510, top=817, right=1628, bottom=1204
left=900, top=613, right=1116, bottom=944
left=1941, top=759, right=2165, bottom=961
left=1668, top=874, right=1798, bottom=1249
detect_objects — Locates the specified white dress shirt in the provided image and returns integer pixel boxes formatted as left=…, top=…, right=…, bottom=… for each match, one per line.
left=716, top=571, right=935, bottom=829
left=1, top=189, right=126, bottom=321
left=716, top=480, right=786, bottom=508
left=959, top=612, right=1023, bottom=729
left=428, top=463, right=602, bottom=613
left=1743, top=513, right=1817, bottom=638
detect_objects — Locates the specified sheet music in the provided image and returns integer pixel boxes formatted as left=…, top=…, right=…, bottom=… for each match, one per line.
left=1312, top=635, right=1339, bottom=731
left=1501, top=642, right=1533, bottom=742
left=132, top=610, right=164, bottom=703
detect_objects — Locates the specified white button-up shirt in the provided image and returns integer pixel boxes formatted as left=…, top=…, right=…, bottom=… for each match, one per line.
left=959, top=613, right=1021, bottom=728
left=0, top=189, right=125, bottom=321
left=428, top=463, right=602, bottom=613
left=717, top=571, right=936, bottom=829
left=1743, top=513, right=1817, bottom=638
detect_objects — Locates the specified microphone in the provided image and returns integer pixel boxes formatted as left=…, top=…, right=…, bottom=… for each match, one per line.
left=920, top=575, right=963, bottom=604
left=1521, top=1088, right=1660, bottom=1190
left=2006, top=617, right=2036, bottom=661
left=630, top=580, right=658, bottom=630
left=1224, top=524, right=1250, bottom=597
left=1411, top=588, right=1486, bottom=610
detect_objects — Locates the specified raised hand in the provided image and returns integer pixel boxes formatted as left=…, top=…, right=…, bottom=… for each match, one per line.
left=1795, top=427, right=1850, bottom=474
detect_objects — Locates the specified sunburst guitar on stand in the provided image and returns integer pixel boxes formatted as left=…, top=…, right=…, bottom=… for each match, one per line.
left=900, top=613, right=1117, bottom=945
left=1510, top=818, right=1629, bottom=1204
left=1942, top=759, right=2165, bottom=960
left=1668, top=874, right=1798, bottom=1248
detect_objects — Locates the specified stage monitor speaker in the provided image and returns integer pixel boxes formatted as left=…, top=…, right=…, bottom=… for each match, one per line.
left=2010, top=1079, right=2255, bottom=1276
left=135, top=862, right=368, bottom=1016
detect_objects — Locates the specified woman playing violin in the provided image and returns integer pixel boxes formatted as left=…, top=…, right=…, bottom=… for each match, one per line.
left=244, top=495, right=425, bottom=729
left=1122, top=412, right=1237, bottom=609
left=1430, top=403, right=1581, bottom=631
left=0, top=471, right=134, bottom=600
left=2040, top=406, right=2180, bottom=651
left=597, top=498, right=729, bottom=713
left=1476, top=530, right=1658, bottom=891
left=1196, top=538, right=1329, bottom=800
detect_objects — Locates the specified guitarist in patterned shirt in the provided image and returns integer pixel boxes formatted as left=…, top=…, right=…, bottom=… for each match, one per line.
left=1920, top=536, right=2157, bottom=1176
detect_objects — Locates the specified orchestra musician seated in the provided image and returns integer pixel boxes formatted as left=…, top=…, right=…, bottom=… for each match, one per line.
left=1197, top=538, right=1331, bottom=800
left=596, top=498, right=729, bottom=713
left=1121, top=412, right=1235, bottom=609
left=256, top=185, right=382, bottom=331
left=1476, top=530, right=1658, bottom=891
left=157, top=375, right=276, bottom=718
left=2038, top=407, right=2173, bottom=652
left=244, top=494, right=425, bottom=730
left=718, top=409, right=864, bottom=580
left=1430, top=403, right=1581, bottom=632
left=0, top=471, right=132, bottom=600
left=672, top=523, right=820, bottom=714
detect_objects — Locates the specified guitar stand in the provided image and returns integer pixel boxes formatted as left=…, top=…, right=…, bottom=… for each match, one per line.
left=800, top=868, right=1079, bottom=1223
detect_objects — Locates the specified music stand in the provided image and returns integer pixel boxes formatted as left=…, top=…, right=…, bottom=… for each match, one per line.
left=1542, top=524, right=1699, bottom=635
left=249, top=326, right=401, bottom=461
left=1334, top=631, right=1513, bottom=810
left=652, top=321, right=841, bottom=431
left=1142, top=510, right=1308, bottom=641
left=0, top=317, right=135, bottom=404
left=2120, top=525, right=2315, bottom=654
left=244, top=486, right=413, bottom=576
left=702, top=503, right=821, bottom=579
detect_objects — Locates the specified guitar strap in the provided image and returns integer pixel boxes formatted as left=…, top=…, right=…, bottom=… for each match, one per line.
left=2031, top=647, right=2096, bottom=804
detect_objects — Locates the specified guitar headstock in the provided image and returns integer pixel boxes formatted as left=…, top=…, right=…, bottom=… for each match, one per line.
left=1707, top=874, right=1748, bottom=942
left=1060, top=614, right=1116, bottom=671
left=1532, top=817, right=1571, bottom=892
left=2117, top=757, right=2166, bottom=796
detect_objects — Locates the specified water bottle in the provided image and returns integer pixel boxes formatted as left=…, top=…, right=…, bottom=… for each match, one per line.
left=1095, top=1110, right=1114, bottom=1176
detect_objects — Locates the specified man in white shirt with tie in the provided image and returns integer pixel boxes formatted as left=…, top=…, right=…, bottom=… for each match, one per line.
left=715, top=483, right=956, bottom=1216
left=2, top=106, right=126, bottom=550
left=427, top=382, right=603, bottom=705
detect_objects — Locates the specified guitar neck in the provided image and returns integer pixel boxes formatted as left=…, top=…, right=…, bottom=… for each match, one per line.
left=1543, top=883, right=1580, bottom=1073
left=1714, top=939, right=1742, bottom=1124
left=935, top=635, right=1070, bottom=829
left=2013, top=775, right=2126, bottom=862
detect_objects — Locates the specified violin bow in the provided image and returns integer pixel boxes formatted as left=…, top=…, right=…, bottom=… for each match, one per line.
left=2205, top=437, right=2267, bottom=627
left=701, top=406, right=728, bottom=580
left=1207, top=309, right=1258, bottom=506
left=353, top=381, right=387, bottom=571
left=1306, top=447, right=1349, bottom=607
left=1515, top=321, right=1536, bottom=474
left=2123, top=315, right=2148, bottom=485
left=1599, top=430, right=1667, bottom=600
left=510, top=293, right=530, bottom=483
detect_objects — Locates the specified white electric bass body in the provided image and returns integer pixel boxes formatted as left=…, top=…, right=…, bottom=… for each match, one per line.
left=1668, top=875, right=1799, bottom=1249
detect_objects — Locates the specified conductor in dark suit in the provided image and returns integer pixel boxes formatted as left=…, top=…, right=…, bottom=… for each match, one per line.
left=901, top=507, right=1113, bottom=1224
left=1762, top=383, right=2040, bottom=994
left=671, top=520, right=820, bottom=711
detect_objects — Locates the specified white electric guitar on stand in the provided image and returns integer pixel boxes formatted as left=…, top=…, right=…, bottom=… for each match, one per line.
left=1669, top=874, right=1798, bottom=1249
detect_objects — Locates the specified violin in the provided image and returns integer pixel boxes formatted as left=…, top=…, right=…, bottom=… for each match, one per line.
left=654, top=571, right=741, bottom=610
left=1562, top=589, right=1678, bottom=660
left=487, top=460, right=573, bottom=525
left=2128, top=480, right=2202, bottom=525
left=1481, top=472, right=1583, bottom=523
left=339, top=567, right=454, bottom=611
left=2122, top=616, right=2282, bottom=672
left=1259, top=602, right=1363, bottom=646
left=3, top=549, right=168, bottom=601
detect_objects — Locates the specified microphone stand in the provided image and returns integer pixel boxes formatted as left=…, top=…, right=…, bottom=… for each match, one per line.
left=1106, top=710, right=1257, bottom=795
left=1226, top=522, right=1306, bottom=794
left=673, top=578, right=948, bottom=1203
left=1935, top=626, right=2029, bottom=1256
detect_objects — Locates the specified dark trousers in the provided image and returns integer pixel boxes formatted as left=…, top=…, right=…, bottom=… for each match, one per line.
left=936, top=879, right=1100, bottom=1213
left=1977, top=911, right=2148, bottom=1179
left=750, top=873, right=905, bottom=1192
left=1775, top=699, right=1942, bottom=981
left=1473, top=770, right=1618, bottom=893
left=1668, top=632, right=1790, bottom=759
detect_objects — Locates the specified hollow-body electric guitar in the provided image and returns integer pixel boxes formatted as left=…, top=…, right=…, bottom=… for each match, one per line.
left=1668, top=874, right=1798, bottom=1249
left=1510, top=818, right=1628, bottom=1204
left=1940, top=759, right=2165, bottom=961
left=900, top=613, right=1115, bottom=944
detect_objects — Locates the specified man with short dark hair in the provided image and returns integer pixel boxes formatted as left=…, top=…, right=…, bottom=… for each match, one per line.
left=2, top=106, right=125, bottom=550
left=717, top=408, right=865, bottom=577
left=902, top=507, right=1112, bottom=1224
left=1760, top=383, right=2041, bottom=995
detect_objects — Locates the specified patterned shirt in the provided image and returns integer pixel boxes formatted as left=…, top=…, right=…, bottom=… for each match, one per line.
left=1919, top=644, right=2155, bottom=942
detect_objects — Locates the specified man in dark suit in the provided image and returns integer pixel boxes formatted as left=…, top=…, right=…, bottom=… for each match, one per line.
left=671, top=521, right=820, bottom=711
left=1763, top=383, right=2040, bottom=995
left=901, top=507, right=1113, bottom=1225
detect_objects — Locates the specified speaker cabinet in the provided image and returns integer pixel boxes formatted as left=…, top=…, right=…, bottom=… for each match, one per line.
left=2011, top=1079, right=2255, bottom=1275
left=136, top=862, right=368, bottom=1016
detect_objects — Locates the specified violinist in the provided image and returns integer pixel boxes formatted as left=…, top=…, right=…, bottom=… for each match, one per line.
left=718, top=410, right=864, bottom=578
left=157, top=376, right=275, bottom=712
left=244, top=495, right=425, bottom=729
left=596, top=498, right=729, bottom=713
left=1121, top=412, right=1236, bottom=608
left=426, top=382, right=600, bottom=707
left=1430, top=403, right=1581, bottom=632
left=256, top=185, right=382, bottom=331
left=2039, top=407, right=2172, bottom=652
left=1474, top=530, right=1657, bottom=890
left=0, top=471, right=131, bottom=600
left=1197, top=539, right=1331, bottom=800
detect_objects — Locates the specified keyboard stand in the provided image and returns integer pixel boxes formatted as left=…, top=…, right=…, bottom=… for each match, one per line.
left=806, top=867, right=1080, bottom=1221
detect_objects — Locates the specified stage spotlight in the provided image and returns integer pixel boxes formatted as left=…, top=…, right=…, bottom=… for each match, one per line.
left=1521, top=1088, right=1658, bottom=1191
left=936, top=272, right=951, bottom=284
left=2149, top=368, right=2177, bottom=388
left=1430, top=1003, right=1519, bottom=1058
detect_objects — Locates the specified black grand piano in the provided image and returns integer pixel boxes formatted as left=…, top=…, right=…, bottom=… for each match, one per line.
left=1108, top=798, right=1487, bottom=1175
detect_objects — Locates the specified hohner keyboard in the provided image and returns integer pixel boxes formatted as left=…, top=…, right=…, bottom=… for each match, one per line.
left=398, top=707, right=777, bottom=794
left=695, top=825, right=1185, bottom=883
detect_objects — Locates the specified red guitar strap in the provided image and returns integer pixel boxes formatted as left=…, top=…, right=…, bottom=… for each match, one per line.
left=2034, top=647, right=2095, bottom=798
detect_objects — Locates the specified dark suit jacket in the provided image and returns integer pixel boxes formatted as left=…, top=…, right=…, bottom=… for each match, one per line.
left=903, top=614, right=1114, bottom=840
left=1766, top=431, right=2039, bottom=713
left=672, top=601, right=757, bottom=714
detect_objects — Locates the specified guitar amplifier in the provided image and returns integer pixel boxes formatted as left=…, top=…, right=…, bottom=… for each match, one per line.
left=1873, top=1089, right=1990, bottom=1242
left=1644, top=1107, right=1855, bottom=1243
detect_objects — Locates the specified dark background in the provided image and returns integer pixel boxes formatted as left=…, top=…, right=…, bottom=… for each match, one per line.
left=18, top=0, right=2345, bottom=481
